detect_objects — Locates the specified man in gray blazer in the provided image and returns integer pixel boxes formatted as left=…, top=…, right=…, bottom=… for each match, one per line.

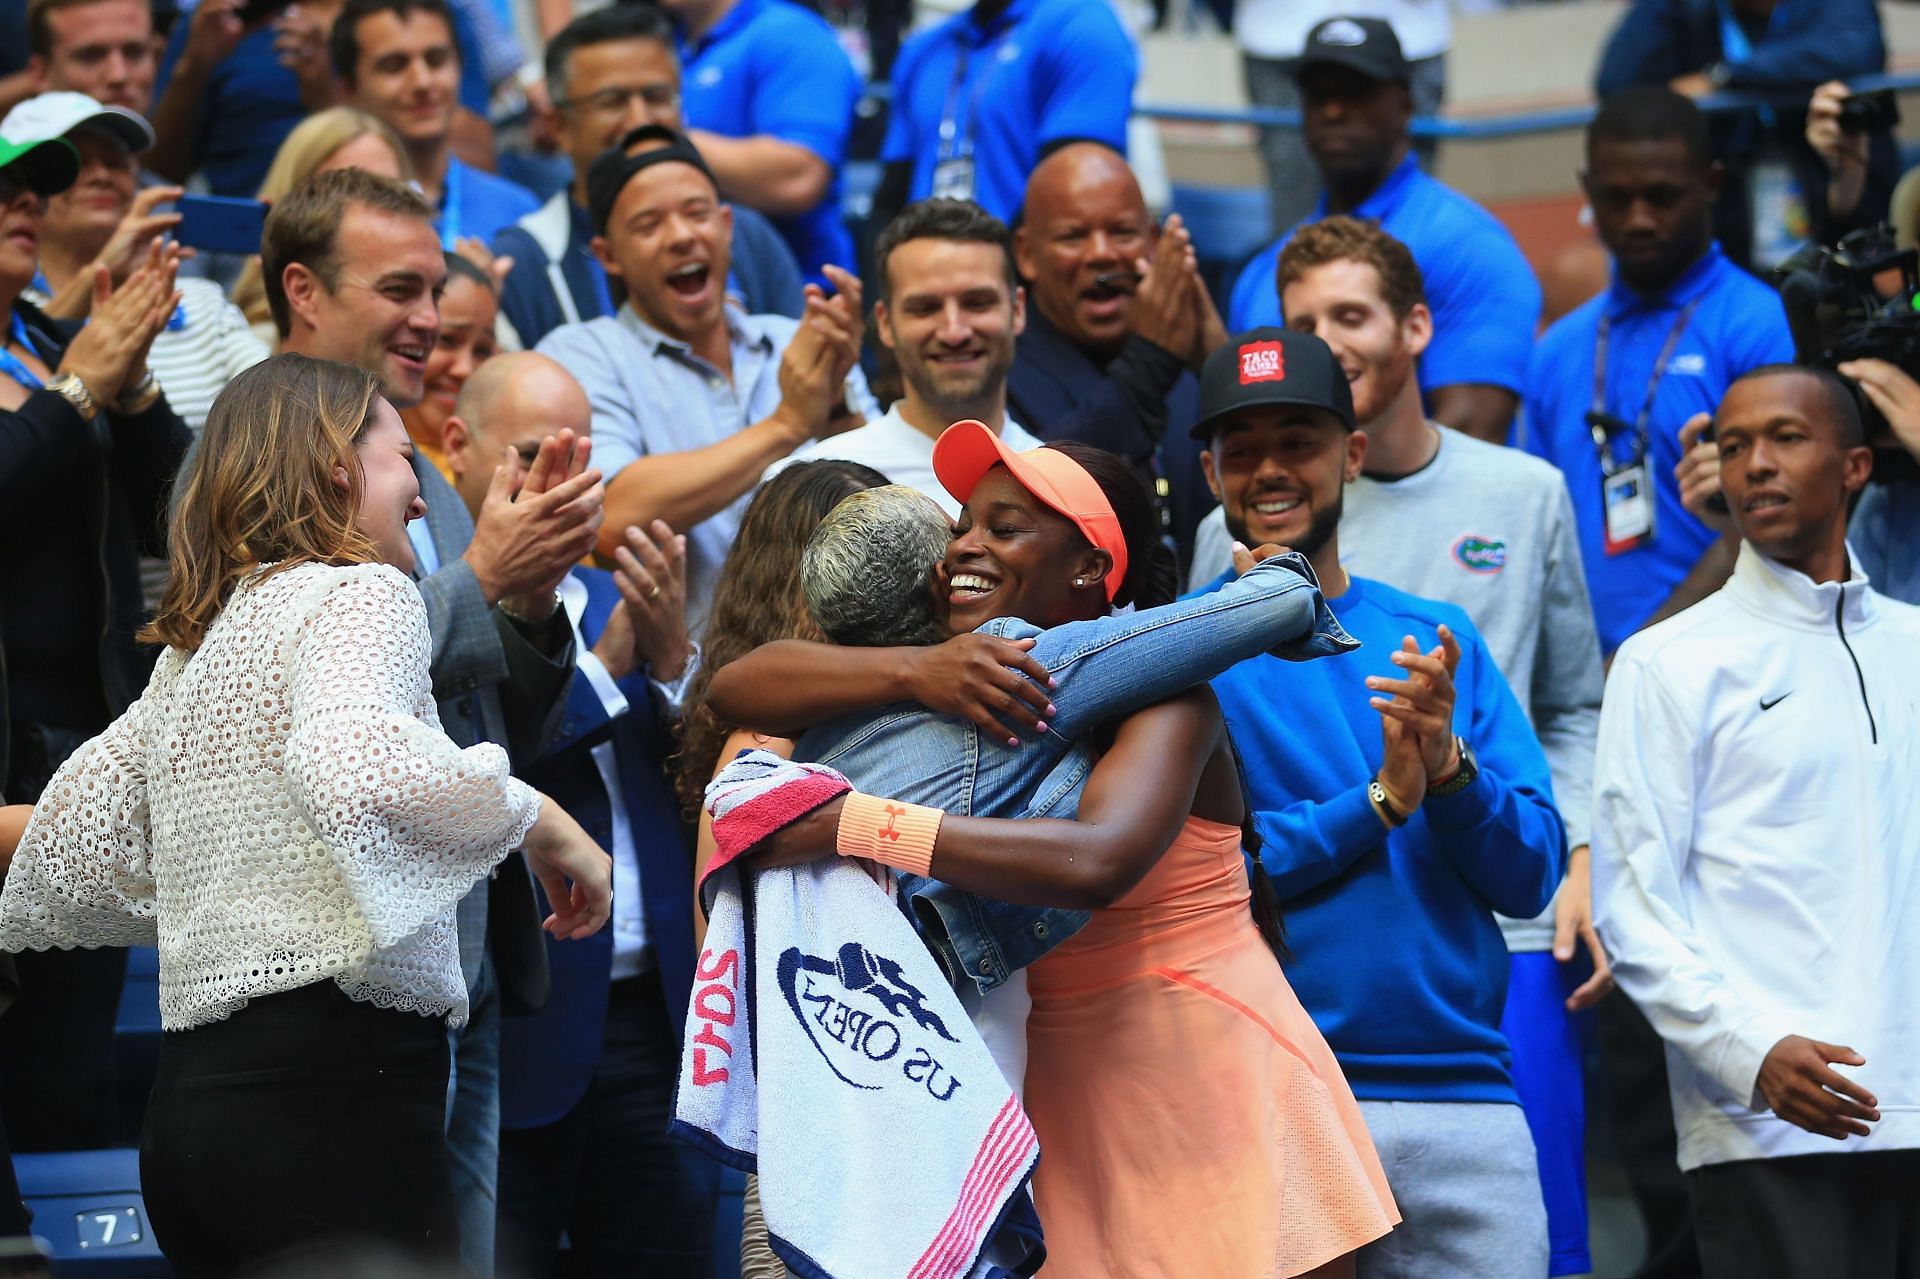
left=263, top=167, right=607, bottom=1270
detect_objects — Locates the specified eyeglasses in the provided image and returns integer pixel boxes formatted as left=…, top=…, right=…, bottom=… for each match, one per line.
left=556, top=84, right=681, bottom=116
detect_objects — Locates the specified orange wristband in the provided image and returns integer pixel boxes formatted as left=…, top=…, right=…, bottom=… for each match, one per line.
left=835, top=791, right=943, bottom=878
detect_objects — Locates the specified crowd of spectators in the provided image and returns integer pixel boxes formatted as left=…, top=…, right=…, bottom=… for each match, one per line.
left=0, top=0, right=1915, bottom=1276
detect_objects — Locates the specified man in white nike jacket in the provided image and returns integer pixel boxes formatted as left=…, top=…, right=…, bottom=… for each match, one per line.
left=1594, top=363, right=1920, bottom=1279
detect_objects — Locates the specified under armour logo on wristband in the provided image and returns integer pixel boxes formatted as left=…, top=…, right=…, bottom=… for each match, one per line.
left=879, top=804, right=907, bottom=841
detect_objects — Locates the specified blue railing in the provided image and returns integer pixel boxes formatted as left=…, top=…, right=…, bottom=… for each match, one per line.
left=1135, top=68, right=1920, bottom=139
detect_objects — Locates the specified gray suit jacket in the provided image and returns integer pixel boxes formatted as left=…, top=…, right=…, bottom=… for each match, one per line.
left=413, top=458, right=573, bottom=1010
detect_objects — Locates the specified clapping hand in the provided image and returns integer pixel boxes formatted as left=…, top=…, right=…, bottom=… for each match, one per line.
left=465, top=429, right=605, bottom=620
left=56, top=240, right=181, bottom=407
left=1129, top=215, right=1199, bottom=365
left=773, top=268, right=864, bottom=440
left=591, top=520, right=691, bottom=683
left=1367, top=627, right=1463, bottom=805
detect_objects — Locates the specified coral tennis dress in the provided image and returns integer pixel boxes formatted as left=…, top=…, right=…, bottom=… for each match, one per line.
left=1023, top=816, right=1399, bottom=1278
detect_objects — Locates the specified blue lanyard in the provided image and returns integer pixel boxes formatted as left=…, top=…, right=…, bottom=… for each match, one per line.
left=439, top=160, right=465, bottom=249
left=1717, top=1, right=1785, bottom=126
left=938, top=27, right=1009, bottom=162
left=0, top=311, right=46, bottom=392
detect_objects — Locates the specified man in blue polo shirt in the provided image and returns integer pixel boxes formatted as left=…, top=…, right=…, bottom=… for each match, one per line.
left=331, top=0, right=538, bottom=249
left=492, top=5, right=803, bottom=349
left=1193, top=327, right=1566, bottom=1277
left=659, top=0, right=858, bottom=283
left=874, top=0, right=1137, bottom=226
left=1524, top=87, right=1792, bottom=657
left=1227, top=16, right=1539, bottom=445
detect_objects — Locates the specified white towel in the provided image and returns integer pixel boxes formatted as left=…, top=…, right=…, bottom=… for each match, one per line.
left=675, top=752, right=1040, bottom=1279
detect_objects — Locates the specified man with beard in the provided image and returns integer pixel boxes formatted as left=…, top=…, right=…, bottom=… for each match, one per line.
left=1232, top=216, right=1606, bottom=1277
left=535, top=124, right=872, bottom=629
left=783, top=197, right=1040, bottom=514
left=1006, top=142, right=1218, bottom=578
left=1525, top=87, right=1792, bottom=659
left=1192, top=326, right=1566, bottom=1278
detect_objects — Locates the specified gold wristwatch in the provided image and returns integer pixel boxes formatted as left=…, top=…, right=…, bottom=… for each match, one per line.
left=45, top=372, right=97, bottom=420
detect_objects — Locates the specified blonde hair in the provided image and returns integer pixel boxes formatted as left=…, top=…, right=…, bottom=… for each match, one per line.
left=233, top=109, right=416, bottom=333
left=143, top=354, right=385, bottom=651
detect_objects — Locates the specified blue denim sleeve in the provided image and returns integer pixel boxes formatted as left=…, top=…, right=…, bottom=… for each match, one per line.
left=984, top=551, right=1357, bottom=744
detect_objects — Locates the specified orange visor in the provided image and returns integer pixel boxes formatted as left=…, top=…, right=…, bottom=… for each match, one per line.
left=931, top=420, right=1128, bottom=603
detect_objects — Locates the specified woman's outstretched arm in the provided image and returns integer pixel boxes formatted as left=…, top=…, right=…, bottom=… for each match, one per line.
left=705, top=634, right=1056, bottom=741
left=750, top=688, right=1222, bottom=910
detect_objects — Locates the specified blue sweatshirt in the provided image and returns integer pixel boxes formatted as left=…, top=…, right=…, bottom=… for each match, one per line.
left=1201, top=572, right=1567, bottom=1103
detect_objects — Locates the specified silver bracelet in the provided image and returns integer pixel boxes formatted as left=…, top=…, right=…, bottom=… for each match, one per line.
left=497, top=592, right=561, bottom=626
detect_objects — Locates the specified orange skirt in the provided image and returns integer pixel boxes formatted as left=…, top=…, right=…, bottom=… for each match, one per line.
left=1023, top=817, right=1398, bottom=1278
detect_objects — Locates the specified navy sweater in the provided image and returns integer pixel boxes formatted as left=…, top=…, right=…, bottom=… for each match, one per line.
left=1203, top=573, right=1566, bottom=1102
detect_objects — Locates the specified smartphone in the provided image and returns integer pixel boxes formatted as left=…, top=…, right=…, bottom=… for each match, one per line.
left=174, top=193, right=270, bottom=256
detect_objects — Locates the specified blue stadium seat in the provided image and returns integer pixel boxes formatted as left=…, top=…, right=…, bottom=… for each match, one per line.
left=15, top=1149, right=168, bottom=1276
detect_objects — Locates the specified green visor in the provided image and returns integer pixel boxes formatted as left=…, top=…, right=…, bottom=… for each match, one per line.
left=0, top=134, right=81, bottom=196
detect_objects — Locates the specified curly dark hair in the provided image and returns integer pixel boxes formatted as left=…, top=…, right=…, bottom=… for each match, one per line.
left=1040, top=440, right=1171, bottom=611
left=673, top=459, right=889, bottom=817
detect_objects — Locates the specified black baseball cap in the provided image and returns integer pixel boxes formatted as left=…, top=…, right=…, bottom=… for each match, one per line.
left=1189, top=328, right=1355, bottom=441
left=586, top=124, right=719, bottom=236
left=1296, top=16, right=1410, bottom=86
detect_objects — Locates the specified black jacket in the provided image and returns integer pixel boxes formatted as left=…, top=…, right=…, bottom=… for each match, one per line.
left=0, top=299, right=191, bottom=799
left=1006, top=305, right=1213, bottom=580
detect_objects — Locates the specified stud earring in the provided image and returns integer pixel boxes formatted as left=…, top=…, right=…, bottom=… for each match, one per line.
left=1073, top=577, right=1086, bottom=587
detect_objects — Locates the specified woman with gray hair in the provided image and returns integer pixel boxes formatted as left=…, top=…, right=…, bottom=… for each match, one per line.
left=802, top=485, right=952, bottom=649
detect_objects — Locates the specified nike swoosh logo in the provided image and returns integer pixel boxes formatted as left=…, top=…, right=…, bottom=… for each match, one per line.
left=1760, top=693, right=1791, bottom=711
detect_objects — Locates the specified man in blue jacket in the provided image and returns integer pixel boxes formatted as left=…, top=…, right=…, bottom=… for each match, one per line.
left=1193, top=328, right=1567, bottom=1278
left=436, top=351, right=716, bottom=1276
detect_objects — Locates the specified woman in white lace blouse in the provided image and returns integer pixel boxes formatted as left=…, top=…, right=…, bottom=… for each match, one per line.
left=0, top=353, right=611, bottom=1276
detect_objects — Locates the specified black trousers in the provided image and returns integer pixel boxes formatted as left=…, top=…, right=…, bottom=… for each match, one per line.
left=1599, top=994, right=1700, bottom=1277
left=1689, top=1149, right=1920, bottom=1279
left=495, top=972, right=715, bottom=1278
left=140, top=981, right=458, bottom=1279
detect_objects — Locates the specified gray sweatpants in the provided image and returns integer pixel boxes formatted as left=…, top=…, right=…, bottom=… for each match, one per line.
left=1356, top=1099, right=1550, bottom=1279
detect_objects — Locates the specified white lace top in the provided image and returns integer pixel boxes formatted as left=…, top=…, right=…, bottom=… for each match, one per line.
left=0, top=562, right=540, bottom=1029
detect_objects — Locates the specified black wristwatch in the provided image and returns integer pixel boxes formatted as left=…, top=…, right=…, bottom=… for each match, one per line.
left=1426, top=737, right=1479, bottom=798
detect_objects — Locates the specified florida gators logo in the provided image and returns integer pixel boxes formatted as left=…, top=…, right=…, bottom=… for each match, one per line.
left=1452, top=535, right=1507, bottom=574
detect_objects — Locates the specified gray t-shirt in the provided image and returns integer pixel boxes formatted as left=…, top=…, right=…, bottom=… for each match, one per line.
left=1191, top=425, right=1605, bottom=950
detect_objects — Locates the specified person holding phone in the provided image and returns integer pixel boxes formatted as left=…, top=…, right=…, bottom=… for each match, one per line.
left=2, top=90, right=268, bottom=431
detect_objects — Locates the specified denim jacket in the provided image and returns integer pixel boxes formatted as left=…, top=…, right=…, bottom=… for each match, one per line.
left=793, top=551, right=1357, bottom=993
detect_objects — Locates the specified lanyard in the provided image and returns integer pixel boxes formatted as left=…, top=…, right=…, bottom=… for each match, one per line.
left=1589, top=298, right=1699, bottom=474
left=439, top=160, right=465, bottom=250
left=0, top=311, right=46, bottom=392
left=1717, top=0, right=1786, bottom=126
left=937, top=29, right=1007, bottom=162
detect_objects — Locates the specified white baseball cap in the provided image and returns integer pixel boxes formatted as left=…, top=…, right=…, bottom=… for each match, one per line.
left=0, top=91, right=155, bottom=158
